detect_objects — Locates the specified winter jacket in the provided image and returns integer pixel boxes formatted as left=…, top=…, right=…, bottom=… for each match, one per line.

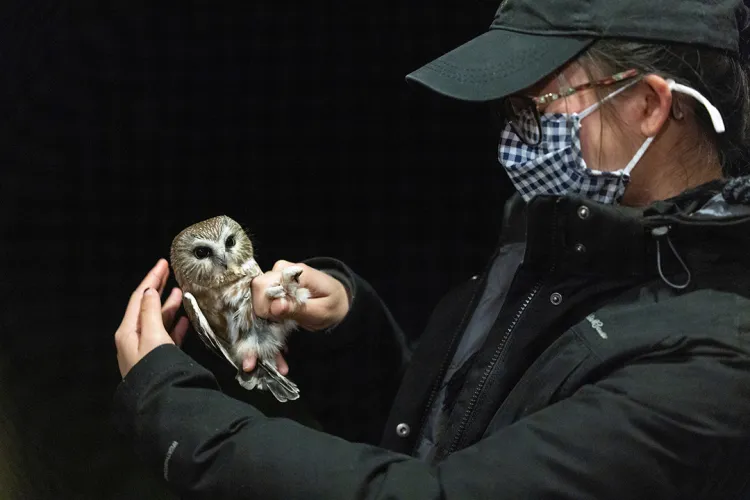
left=113, top=177, right=750, bottom=499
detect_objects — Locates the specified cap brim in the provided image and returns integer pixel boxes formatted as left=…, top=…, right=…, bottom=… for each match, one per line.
left=405, top=29, right=594, bottom=102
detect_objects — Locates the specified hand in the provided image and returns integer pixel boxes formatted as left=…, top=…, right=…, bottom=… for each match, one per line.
left=114, top=259, right=190, bottom=378
left=252, top=260, right=349, bottom=332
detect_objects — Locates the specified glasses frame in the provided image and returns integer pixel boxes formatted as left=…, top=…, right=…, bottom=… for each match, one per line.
left=502, top=68, right=641, bottom=146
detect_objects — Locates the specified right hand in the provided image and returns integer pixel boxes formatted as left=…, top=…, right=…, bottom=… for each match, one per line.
left=251, top=260, right=350, bottom=332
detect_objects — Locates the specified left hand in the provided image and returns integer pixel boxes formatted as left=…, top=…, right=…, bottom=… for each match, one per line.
left=115, top=258, right=190, bottom=378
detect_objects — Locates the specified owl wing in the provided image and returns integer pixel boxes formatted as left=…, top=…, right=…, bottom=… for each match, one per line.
left=182, top=292, right=238, bottom=370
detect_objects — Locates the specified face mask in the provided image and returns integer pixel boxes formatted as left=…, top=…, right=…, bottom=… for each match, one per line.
left=497, top=79, right=726, bottom=204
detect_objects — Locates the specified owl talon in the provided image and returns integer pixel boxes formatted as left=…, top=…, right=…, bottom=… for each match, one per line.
left=281, top=266, right=304, bottom=284
left=279, top=266, right=310, bottom=305
left=265, top=285, right=286, bottom=299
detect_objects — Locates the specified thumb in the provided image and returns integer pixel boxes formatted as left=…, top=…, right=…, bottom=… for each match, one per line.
left=140, top=288, right=164, bottom=336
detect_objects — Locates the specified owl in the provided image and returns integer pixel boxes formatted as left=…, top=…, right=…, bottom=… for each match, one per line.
left=169, top=215, right=310, bottom=402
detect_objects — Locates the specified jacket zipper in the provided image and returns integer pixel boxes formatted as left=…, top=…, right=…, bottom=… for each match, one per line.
left=445, top=200, right=560, bottom=456
left=446, top=278, right=545, bottom=454
left=409, top=255, right=496, bottom=456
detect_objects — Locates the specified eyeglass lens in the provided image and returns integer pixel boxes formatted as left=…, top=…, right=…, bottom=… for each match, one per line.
left=505, top=97, right=541, bottom=145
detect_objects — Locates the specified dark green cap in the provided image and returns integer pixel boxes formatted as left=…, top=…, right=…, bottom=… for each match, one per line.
left=406, top=0, right=749, bottom=102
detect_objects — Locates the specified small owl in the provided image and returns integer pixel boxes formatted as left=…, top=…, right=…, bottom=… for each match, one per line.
left=170, top=215, right=310, bottom=402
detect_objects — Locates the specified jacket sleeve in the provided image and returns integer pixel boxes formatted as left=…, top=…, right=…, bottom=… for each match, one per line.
left=112, top=339, right=750, bottom=500
left=264, top=257, right=412, bottom=445
left=284, top=257, right=411, bottom=445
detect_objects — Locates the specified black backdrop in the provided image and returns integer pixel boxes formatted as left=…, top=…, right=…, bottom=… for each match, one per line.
left=0, top=2, right=511, bottom=498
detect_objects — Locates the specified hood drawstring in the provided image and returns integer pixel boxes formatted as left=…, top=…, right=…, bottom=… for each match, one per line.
left=652, top=226, right=692, bottom=290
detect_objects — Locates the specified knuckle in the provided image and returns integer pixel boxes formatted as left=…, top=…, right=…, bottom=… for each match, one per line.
left=272, top=260, right=289, bottom=271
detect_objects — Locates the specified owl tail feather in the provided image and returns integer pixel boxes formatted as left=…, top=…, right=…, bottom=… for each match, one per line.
left=235, top=360, right=300, bottom=403
left=263, top=375, right=300, bottom=403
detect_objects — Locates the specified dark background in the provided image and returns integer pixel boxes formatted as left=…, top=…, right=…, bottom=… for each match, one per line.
left=0, top=2, right=511, bottom=498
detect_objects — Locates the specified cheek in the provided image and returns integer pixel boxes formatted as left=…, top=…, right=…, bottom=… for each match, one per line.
left=579, top=115, right=603, bottom=170
left=578, top=114, right=626, bottom=172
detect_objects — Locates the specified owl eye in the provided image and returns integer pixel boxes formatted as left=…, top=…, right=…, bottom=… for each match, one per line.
left=225, top=235, right=236, bottom=249
left=193, top=246, right=212, bottom=259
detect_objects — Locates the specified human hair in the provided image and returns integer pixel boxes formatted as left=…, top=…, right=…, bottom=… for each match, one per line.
left=578, top=39, right=750, bottom=178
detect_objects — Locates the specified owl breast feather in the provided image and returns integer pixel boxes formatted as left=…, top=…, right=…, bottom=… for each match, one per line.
left=219, top=278, right=254, bottom=345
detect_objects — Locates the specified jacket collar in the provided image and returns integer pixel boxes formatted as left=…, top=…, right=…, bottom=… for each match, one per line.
left=500, top=176, right=750, bottom=285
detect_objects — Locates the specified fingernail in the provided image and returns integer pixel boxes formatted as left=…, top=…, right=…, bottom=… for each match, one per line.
left=144, top=287, right=151, bottom=295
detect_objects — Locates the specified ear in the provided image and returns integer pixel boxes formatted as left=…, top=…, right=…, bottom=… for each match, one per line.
left=639, top=74, right=673, bottom=138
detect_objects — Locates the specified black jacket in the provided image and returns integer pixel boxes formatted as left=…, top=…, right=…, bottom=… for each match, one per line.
left=113, top=178, right=750, bottom=499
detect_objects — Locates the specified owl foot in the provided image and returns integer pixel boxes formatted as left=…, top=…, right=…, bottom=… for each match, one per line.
left=281, top=266, right=303, bottom=284
left=264, top=266, right=310, bottom=305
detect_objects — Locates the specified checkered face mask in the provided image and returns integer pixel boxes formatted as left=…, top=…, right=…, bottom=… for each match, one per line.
left=498, top=79, right=726, bottom=205
left=498, top=81, right=648, bottom=204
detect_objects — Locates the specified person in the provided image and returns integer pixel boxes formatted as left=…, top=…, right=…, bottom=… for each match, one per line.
left=113, top=0, right=750, bottom=497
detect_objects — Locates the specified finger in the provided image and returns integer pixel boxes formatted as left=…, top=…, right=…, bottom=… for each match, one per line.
left=156, top=263, right=170, bottom=296
left=251, top=272, right=280, bottom=318
left=161, top=287, right=183, bottom=329
left=275, top=352, right=289, bottom=376
left=120, top=259, right=169, bottom=332
left=269, top=297, right=292, bottom=319
left=272, top=260, right=293, bottom=272
left=170, top=316, right=190, bottom=347
left=140, top=288, right=165, bottom=338
left=289, top=298, right=332, bottom=331
left=242, top=354, right=257, bottom=373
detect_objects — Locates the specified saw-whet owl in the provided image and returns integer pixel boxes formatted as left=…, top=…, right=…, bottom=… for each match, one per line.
left=169, top=215, right=309, bottom=402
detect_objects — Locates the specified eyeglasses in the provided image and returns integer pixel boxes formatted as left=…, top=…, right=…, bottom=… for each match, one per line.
left=500, top=69, right=641, bottom=146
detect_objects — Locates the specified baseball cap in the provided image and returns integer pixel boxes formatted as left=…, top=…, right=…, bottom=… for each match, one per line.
left=405, top=0, right=749, bottom=102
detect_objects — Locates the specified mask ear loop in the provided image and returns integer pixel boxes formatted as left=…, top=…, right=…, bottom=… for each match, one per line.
left=623, top=79, right=726, bottom=176
left=621, top=136, right=655, bottom=176
left=666, top=79, right=726, bottom=133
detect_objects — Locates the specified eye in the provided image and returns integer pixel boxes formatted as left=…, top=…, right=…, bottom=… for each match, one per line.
left=225, top=235, right=236, bottom=249
left=193, top=246, right=212, bottom=259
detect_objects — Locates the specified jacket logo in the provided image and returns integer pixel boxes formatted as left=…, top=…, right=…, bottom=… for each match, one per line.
left=585, top=314, right=608, bottom=339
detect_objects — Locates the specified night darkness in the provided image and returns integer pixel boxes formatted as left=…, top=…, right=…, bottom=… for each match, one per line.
left=0, top=2, right=510, bottom=498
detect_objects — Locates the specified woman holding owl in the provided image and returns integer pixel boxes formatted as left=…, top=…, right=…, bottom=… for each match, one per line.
left=113, top=0, right=750, bottom=497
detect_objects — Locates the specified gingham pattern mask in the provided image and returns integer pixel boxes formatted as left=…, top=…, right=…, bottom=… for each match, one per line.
left=497, top=79, right=725, bottom=205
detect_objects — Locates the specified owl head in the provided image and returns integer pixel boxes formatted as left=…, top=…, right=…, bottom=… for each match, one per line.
left=170, top=215, right=255, bottom=289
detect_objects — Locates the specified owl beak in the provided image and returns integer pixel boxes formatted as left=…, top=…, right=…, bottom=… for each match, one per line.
left=215, top=255, right=228, bottom=270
